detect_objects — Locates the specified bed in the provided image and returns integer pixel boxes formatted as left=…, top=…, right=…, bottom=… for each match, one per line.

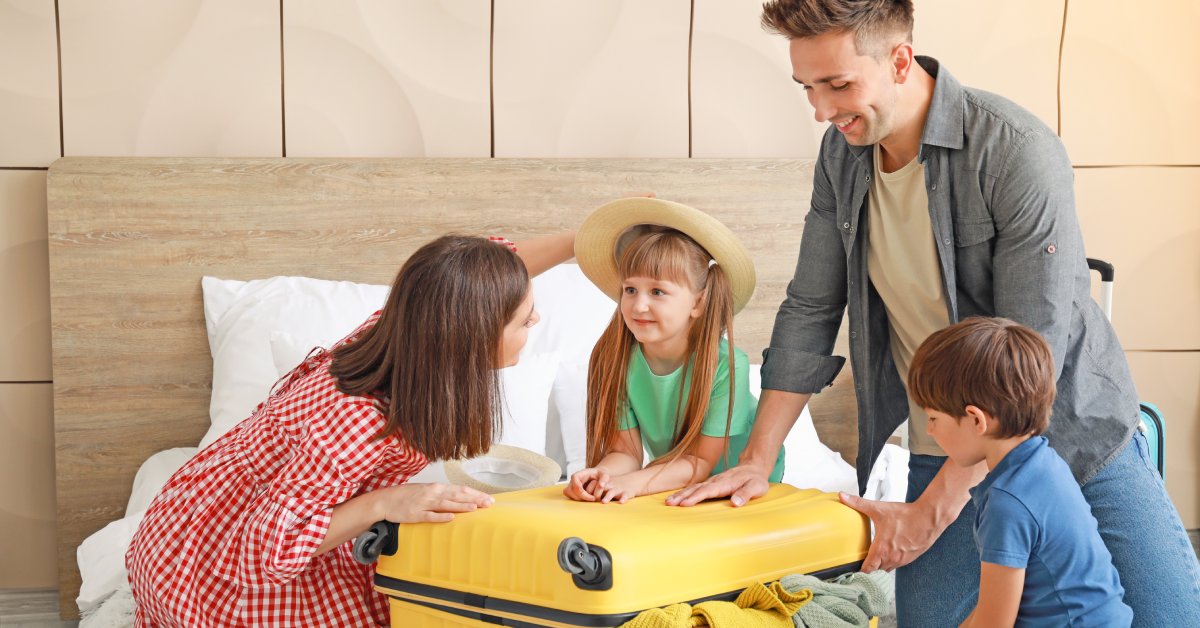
left=47, top=157, right=906, bottom=621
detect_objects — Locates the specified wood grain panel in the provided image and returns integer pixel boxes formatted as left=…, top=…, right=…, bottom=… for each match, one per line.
left=48, top=157, right=854, bottom=616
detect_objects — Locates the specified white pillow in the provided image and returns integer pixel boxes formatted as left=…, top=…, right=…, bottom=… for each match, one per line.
left=747, top=364, right=858, bottom=494
left=200, top=275, right=390, bottom=449
left=526, top=265, right=615, bottom=475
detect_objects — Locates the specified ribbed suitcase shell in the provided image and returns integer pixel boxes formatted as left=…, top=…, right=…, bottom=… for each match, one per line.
left=374, top=484, right=869, bottom=627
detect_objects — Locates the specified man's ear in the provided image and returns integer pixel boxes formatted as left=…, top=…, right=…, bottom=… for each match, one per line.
left=890, top=41, right=915, bottom=84
left=964, top=404, right=991, bottom=435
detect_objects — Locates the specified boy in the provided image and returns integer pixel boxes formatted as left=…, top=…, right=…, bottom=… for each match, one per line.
left=907, top=317, right=1132, bottom=627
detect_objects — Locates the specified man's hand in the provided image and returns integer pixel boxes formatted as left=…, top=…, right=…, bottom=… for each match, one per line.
left=665, top=464, right=770, bottom=507
left=838, top=492, right=946, bottom=572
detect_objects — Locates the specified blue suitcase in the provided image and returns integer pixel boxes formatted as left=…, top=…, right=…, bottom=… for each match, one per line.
left=1088, top=258, right=1165, bottom=477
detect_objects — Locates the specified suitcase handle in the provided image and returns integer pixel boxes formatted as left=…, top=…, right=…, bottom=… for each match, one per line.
left=556, top=537, right=613, bottom=591
left=352, top=521, right=398, bottom=565
left=1086, top=258, right=1115, bottom=282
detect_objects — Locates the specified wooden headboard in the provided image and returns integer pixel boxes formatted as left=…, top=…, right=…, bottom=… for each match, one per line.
left=47, top=157, right=854, bottom=617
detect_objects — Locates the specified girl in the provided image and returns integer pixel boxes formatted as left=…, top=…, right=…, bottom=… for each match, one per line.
left=564, top=198, right=784, bottom=504
left=126, top=232, right=573, bottom=627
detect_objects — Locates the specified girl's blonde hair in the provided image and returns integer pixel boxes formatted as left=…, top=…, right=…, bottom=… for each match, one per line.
left=585, top=227, right=736, bottom=481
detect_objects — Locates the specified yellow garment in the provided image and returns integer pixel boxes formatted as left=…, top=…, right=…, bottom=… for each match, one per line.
left=622, top=581, right=813, bottom=628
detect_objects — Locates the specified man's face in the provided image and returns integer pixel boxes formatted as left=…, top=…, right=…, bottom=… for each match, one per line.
left=789, top=31, right=900, bottom=146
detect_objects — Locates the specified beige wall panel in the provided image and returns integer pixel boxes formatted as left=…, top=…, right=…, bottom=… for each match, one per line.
left=0, top=383, right=56, bottom=588
left=0, top=171, right=51, bottom=381
left=1125, top=351, right=1200, bottom=529
left=913, top=0, right=1060, bottom=129
left=1061, top=1, right=1200, bottom=165
left=1075, top=167, right=1200, bottom=350
left=0, top=2, right=60, bottom=167
left=493, top=0, right=689, bottom=158
left=691, top=0, right=827, bottom=158
left=59, top=0, right=282, bottom=157
left=284, top=0, right=490, bottom=157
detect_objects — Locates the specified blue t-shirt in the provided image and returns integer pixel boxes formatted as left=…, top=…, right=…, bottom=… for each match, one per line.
left=970, top=436, right=1132, bottom=627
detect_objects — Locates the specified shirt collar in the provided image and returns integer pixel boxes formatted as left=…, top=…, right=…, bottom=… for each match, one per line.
left=916, top=56, right=965, bottom=154
left=970, top=435, right=1047, bottom=502
left=845, top=56, right=964, bottom=164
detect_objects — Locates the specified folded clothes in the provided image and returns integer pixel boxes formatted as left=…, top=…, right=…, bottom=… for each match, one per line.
left=622, top=581, right=812, bottom=628
left=621, top=571, right=893, bottom=628
left=780, top=571, right=894, bottom=628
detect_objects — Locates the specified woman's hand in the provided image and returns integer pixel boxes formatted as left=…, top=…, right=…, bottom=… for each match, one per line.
left=563, top=467, right=610, bottom=502
left=373, top=483, right=493, bottom=524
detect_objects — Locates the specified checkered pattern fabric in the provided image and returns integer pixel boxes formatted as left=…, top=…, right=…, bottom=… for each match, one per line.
left=127, top=312, right=427, bottom=626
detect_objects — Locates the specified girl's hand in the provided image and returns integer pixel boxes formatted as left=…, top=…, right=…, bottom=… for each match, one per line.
left=595, top=475, right=641, bottom=504
left=563, top=467, right=610, bottom=502
left=373, top=483, right=493, bottom=524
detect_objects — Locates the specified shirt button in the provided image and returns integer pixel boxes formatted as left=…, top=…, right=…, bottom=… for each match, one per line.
left=931, top=184, right=937, bottom=190
left=1046, top=244, right=1057, bottom=254
left=943, top=238, right=952, bottom=245
left=843, top=222, right=851, bottom=229
left=850, top=331, right=857, bottom=338
left=865, top=175, right=871, bottom=182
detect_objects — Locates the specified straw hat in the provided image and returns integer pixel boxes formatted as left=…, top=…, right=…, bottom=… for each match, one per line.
left=443, top=444, right=562, bottom=495
left=574, top=197, right=756, bottom=314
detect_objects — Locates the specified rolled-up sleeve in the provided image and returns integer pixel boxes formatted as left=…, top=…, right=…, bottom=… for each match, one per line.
left=761, top=149, right=849, bottom=394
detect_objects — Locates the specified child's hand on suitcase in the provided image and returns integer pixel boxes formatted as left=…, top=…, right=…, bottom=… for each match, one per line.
left=564, top=467, right=610, bottom=501
left=594, top=475, right=640, bottom=504
left=374, top=483, right=494, bottom=523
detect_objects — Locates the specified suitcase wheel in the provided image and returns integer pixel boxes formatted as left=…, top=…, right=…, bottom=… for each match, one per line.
left=353, top=520, right=398, bottom=565
left=556, top=537, right=614, bottom=591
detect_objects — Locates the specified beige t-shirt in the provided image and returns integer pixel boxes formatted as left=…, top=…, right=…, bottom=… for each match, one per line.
left=866, top=144, right=950, bottom=456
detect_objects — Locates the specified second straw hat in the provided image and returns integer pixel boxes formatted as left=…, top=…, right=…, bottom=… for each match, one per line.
left=574, top=197, right=756, bottom=314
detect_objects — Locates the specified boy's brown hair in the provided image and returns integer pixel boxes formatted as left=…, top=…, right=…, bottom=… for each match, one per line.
left=908, top=317, right=1056, bottom=438
left=760, top=0, right=914, bottom=57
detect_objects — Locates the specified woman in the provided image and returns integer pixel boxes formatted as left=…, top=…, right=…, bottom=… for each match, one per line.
left=126, top=232, right=573, bottom=626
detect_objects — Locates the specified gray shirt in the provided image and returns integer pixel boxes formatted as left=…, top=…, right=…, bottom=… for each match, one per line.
left=760, top=57, right=1140, bottom=492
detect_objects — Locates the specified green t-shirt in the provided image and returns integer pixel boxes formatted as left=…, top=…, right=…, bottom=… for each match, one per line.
left=618, top=340, right=785, bottom=482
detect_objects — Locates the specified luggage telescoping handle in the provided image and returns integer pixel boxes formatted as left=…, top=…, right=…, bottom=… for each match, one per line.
left=556, top=537, right=614, bottom=591
left=1087, top=258, right=1115, bottom=320
left=352, top=521, right=399, bottom=565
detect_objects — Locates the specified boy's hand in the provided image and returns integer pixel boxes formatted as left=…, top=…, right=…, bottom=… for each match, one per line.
left=839, top=493, right=944, bottom=572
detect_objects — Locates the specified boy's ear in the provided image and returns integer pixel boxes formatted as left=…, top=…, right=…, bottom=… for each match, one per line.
left=964, top=404, right=990, bottom=435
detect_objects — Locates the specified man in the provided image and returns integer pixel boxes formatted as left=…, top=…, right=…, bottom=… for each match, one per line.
left=667, top=1, right=1200, bottom=625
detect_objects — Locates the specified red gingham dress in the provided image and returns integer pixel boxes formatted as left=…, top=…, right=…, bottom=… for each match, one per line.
left=127, top=312, right=428, bottom=626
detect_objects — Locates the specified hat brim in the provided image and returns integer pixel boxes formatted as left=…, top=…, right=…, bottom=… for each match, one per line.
left=443, top=444, right=562, bottom=495
left=574, top=198, right=756, bottom=314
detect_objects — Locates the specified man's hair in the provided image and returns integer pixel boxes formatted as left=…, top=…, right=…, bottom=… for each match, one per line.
left=909, top=317, right=1056, bottom=439
left=760, top=0, right=914, bottom=57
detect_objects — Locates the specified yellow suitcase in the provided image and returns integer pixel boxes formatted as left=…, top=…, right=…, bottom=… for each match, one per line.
left=369, top=483, right=868, bottom=627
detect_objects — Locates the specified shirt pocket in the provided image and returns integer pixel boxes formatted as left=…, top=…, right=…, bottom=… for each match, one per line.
left=953, top=217, right=996, bottom=247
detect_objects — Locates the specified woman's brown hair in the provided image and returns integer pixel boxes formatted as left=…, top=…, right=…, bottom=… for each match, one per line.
left=330, top=235, right=529, bottom=461
left=585, top=228, right=737, bottom=482
left=908, top=317, right=1057, bottom=438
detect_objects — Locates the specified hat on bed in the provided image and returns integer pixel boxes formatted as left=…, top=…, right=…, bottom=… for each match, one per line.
left=443, top=444, right=562, bottom=494
left=574, top=197, right=756, bottom=314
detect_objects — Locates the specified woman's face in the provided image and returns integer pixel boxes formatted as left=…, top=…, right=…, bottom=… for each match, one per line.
left=499, top=283, right=538, bottom=368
